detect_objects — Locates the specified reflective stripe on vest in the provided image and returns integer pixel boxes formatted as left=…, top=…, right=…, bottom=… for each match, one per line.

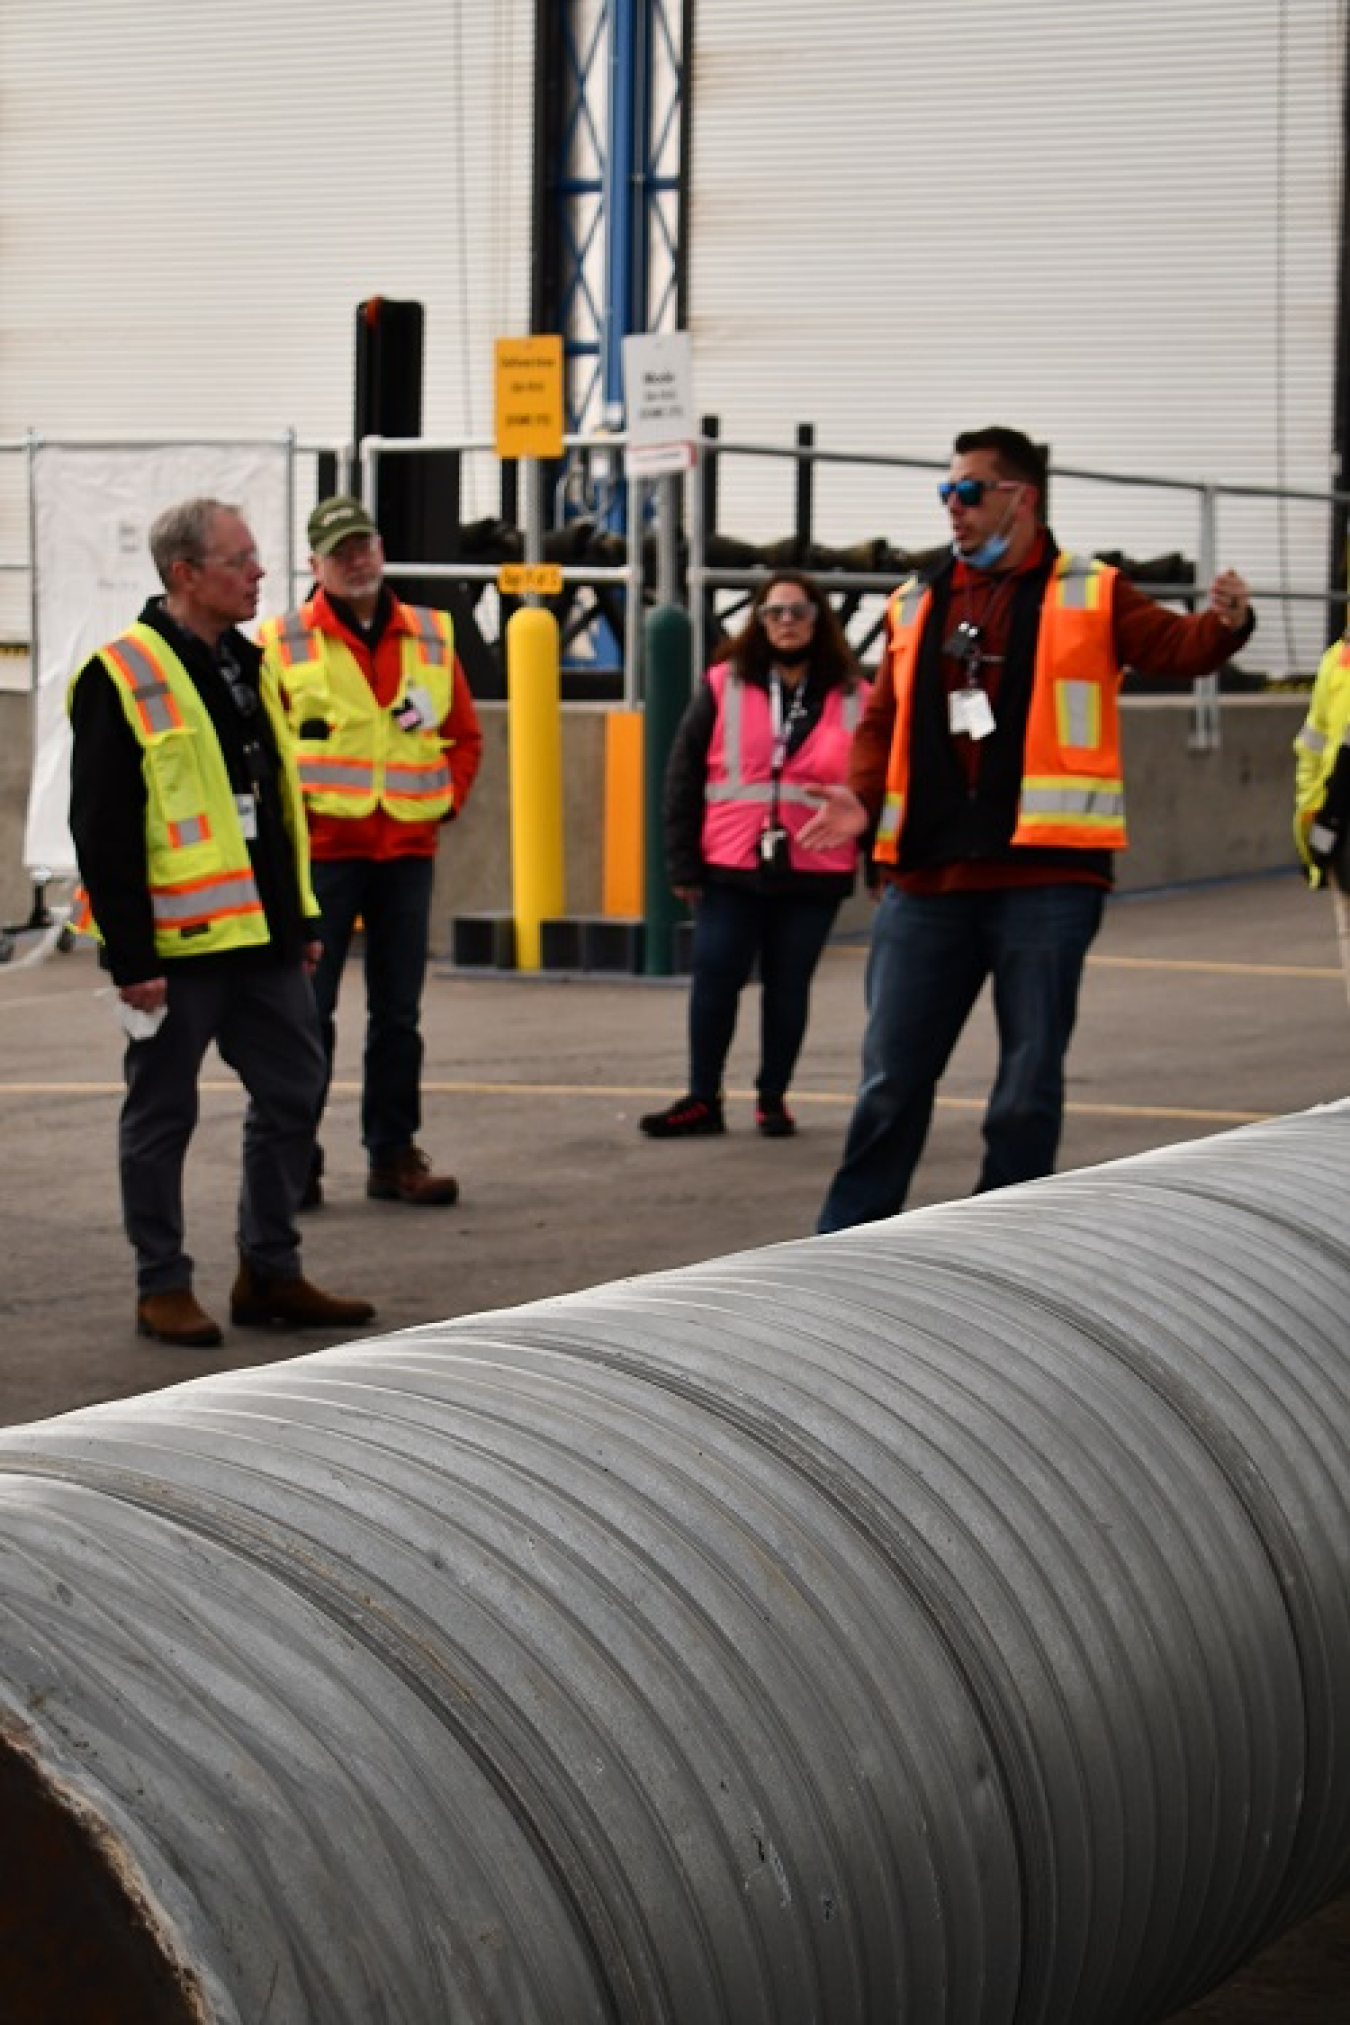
left=384, top=757, right=453, bottom=801
left=874, top=576, right=927, bottom=850
left=267, top=611, right=318, bottom=671
left=1018, top=776, right=1127, bottom=826
left=406, top=605, right=456, bottom=671
left=101, top=633, right=187, bottom=737
left=150, top=868, right=264, bottom=933
left=296, top=755, right=378, bottom=797
left=166, top=813, right=211, bottom=849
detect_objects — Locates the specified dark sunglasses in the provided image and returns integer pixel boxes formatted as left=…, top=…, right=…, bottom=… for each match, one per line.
left=938, top=477, right=1018, bottom=507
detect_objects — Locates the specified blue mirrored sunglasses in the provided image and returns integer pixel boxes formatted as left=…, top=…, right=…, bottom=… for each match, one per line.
left=938, top=477, right=1015, bottom=506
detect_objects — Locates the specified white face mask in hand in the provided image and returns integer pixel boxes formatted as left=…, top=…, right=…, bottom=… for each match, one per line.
left=97, top=987, right=168, bottom=1041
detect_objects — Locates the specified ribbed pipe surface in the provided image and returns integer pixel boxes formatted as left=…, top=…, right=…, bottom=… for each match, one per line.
left=1, top=1105, right=1349, bottom=2023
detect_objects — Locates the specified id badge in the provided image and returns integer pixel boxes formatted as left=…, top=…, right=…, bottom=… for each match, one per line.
left=963, top=689, right=996, bottom=740
left=235, top=792, right=258, bottom=840
left=393, top=684, right=437, bottom=732
left=949, top=688, right=996, bottom=741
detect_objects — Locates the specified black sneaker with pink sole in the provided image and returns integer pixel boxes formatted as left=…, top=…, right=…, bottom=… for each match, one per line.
left=639, top=1094, right=726, bottom=1138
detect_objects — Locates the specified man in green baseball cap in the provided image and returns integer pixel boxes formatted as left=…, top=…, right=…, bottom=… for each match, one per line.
left=306, top=494, right=378, bottom=557
left=261, top=495, right=483, bottom=1208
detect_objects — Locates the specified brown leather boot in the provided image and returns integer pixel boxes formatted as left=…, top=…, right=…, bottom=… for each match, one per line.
left=136, top=1288, right=224, bottom=1349
left=366, top=1144, right=460, bottom=1206
left=230, top=1258, right=376, bottom=1330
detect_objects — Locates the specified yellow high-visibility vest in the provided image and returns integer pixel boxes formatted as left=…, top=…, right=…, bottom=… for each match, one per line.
left=260, top=601, right=456, bottom=822
left=69, top=623, right=316, bottom=955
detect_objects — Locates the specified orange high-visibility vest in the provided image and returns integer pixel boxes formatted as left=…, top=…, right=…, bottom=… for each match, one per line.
left=874, top=553, right=1126, bottom=861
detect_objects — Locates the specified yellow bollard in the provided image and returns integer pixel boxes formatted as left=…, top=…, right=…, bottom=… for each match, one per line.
left=506, top=605, right=565, bottom=970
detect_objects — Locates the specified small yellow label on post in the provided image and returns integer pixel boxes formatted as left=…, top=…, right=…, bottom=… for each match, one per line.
left=497, top=562, right=564, bottom=597
left=495, top=336, right=565, bottom=460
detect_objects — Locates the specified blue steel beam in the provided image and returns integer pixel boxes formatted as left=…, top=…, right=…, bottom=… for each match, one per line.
left=551, top=0, right=687, bottom=436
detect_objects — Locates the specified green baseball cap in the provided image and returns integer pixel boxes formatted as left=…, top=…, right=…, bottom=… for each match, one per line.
left=307, top=494, right=378, bottom=556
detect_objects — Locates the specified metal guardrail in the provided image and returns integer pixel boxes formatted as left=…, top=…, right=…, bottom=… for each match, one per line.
left=3, top=428, right=1346, bottom=731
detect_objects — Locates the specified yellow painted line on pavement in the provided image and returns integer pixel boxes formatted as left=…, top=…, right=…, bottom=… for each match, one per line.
left=1090, top=953, right=1341, bottom=979
left=830, top=944, right=1340, bottom=980
left=0, top=1074, right=1276, bottom=1127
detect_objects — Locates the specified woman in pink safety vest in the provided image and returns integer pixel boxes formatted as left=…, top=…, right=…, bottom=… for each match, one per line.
left=641, top=572, right=871, bottom=1140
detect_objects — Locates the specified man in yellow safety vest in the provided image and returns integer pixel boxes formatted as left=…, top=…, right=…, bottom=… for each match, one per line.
left=68, top=496, right=377, bottom=1347
left=259, top=496, right=482, bottom=1209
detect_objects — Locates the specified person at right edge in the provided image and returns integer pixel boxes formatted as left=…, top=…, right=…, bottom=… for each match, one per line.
left=1293, top=625, right=1350, bottom=1004
left=801, top=425, right=1255, bottom=1233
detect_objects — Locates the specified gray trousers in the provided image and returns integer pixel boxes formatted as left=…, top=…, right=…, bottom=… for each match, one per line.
left=119, top=959, right=326, bottom=1295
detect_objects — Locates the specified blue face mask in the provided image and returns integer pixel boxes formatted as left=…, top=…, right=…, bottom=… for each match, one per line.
left=954, top=530, right=1011, bottom=570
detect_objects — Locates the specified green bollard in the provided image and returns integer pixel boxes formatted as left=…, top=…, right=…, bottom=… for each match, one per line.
left=642, top=604, right=694, bottom=976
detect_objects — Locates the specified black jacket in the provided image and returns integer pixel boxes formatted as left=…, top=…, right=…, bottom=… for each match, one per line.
left=68, top=600, right=314, bottom=986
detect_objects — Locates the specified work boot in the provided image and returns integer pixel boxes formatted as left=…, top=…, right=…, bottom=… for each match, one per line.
left=230, top=1257, right=376, bottom=1330
left=136, top=1287, right=224, bottom=1349
left=639, top=1094, right=725, bottom=1139
left=366, top=1144, right=460, bottom=1205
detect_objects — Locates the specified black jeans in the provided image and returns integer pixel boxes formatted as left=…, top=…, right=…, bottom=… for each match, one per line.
left=310, top=855, right=435, bottom=1158
left=119, top=957, right=325, bottom=1294
left=818, top=880, right=1106, bottom=1231
left=687, top=881, right=842, bottom=1103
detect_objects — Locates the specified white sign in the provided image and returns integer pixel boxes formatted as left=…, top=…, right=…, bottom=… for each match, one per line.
left=25, top=441, right=291, bottom=877
left=622, top=332, right=696, bottom=477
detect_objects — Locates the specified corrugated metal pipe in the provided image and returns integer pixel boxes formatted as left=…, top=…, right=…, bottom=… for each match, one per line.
left=2, top=1103, right=1349, bottom=2024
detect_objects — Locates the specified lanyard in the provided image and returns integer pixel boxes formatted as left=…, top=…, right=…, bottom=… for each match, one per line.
left=769, top=671, right=809, bottom=825
left=769, top=671, right=809, bottom=774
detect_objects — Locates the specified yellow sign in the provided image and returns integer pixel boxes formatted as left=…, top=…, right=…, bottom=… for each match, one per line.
left=494, top=336, right=565, bottom=459
left=497, top=562, right=564, bottom=597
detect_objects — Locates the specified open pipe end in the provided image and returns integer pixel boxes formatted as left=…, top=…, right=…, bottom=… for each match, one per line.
left=1, top=1721, right=212, bottom=2025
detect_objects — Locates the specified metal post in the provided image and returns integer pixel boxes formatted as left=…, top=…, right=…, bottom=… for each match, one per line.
left=1191, top=483, right=1221, bottom=752
left=624, top=469, right=644, bottom=705
left=795, top=421, right=814, bottom=560
left=282, top=427, right=296, bottom=601
left=688, top=431, right=706, bottom=683
left=657, top=472, right=680, bottom=607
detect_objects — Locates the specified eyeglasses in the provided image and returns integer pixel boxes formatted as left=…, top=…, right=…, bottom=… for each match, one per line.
left=760, top=601, right=816, bottom=624
left=938, top=478, right=1019, bottom=507
left=196, top=548, right=262, bottom=572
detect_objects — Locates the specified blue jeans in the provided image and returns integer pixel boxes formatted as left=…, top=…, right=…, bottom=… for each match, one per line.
left=310, top=855, right=435, bottom=1159
left=817, top=881, right=1105, bottom=1231
left=688, top=882, right=842, bottom=1102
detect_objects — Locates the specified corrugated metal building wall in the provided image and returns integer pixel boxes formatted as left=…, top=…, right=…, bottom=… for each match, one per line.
left=686, top=0, right=1346, bottom=671
left=0, top=0, right=537, bottom=634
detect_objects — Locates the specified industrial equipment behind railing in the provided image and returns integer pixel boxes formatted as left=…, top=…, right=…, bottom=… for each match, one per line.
left=2, top=423, right=1347, bottom=742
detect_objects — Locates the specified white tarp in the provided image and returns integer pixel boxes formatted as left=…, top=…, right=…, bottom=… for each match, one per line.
left=24, top=441, right=291, bottom=876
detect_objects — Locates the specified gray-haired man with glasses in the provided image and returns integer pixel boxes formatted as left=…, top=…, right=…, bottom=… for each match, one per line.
left=68, top=496, right=378, bottom=1346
